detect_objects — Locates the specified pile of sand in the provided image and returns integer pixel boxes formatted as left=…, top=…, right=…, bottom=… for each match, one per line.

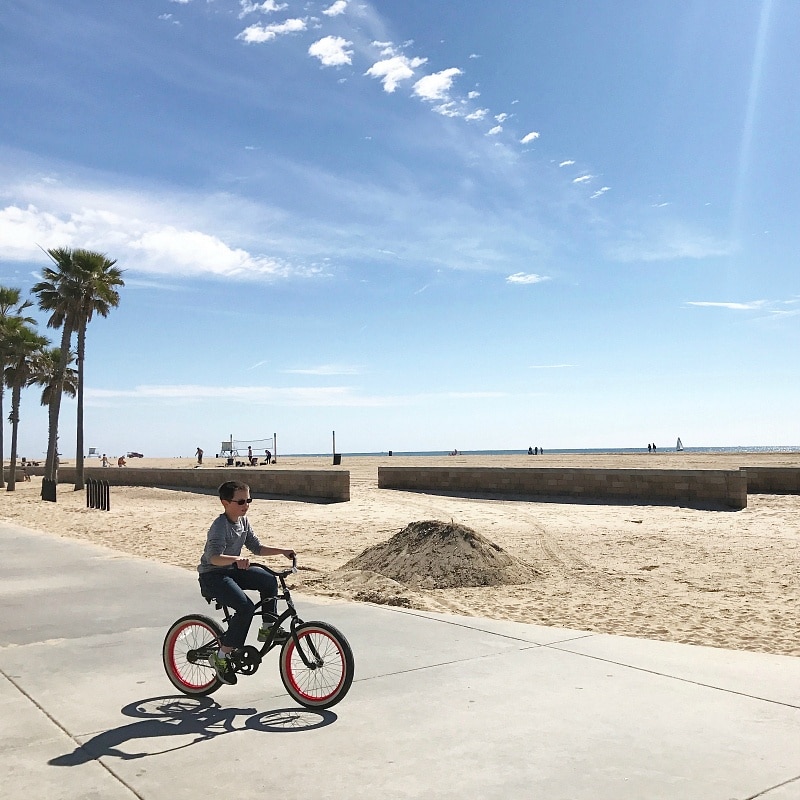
left=339, top=519, right=542, bottom=590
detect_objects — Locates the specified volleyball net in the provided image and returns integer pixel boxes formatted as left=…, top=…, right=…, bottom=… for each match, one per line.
left=218, top=434, right=276, bottom=458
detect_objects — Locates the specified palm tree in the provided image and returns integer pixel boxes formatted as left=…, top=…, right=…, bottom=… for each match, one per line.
left=32, top=248, right=124, bottom=496
left=0, top=286, right=35, bottom=488
left=4, top=323, right=49, bottom=491
left=71, top=249, right=124, bottom=490
left=32, top=247, right=83, bottom=495
left=38, top=348, right=78, bottom=408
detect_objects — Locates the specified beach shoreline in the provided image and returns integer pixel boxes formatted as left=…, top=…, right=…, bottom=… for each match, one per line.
left=2, top=452, right=798, bottom=657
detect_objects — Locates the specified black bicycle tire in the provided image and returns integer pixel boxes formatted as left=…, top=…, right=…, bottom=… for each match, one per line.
left=279, top=621, right=355, bottom=709
left=163, top=614, right=224, bottom=696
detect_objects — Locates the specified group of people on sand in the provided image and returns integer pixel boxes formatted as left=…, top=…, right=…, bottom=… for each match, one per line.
left=647, top=443, right=658, bottom=453
left=527, top=446, right=544, bottom=455
left=195, top=445, right=273, bottom=467
left=99, top=454, right=126, bottom=467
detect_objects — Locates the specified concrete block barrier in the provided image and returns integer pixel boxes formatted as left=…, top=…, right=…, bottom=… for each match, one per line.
left=26, top=467, right=350, bottom=502
left=740, top=466, right=800, bottom=494
left=378, top=466, right=748, bottom=509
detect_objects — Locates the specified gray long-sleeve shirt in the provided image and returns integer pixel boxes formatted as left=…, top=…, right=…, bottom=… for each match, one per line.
left=197, top=513, right=263, bottom=573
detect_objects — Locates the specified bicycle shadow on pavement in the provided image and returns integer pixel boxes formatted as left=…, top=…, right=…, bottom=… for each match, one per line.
left=48, top=695, right=337, bottom=766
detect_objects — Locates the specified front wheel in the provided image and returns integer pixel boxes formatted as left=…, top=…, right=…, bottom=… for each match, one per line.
left=279, top=621, right=354, bottom=709
left=163, top=614, right=224, bottom=696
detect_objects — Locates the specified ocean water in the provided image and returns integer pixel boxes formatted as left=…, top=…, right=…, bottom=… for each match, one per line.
left=290, top=445, right=800, bottom=458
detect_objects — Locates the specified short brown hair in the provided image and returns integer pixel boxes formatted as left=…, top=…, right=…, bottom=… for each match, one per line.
left=218, top=480, right=249, bottom=501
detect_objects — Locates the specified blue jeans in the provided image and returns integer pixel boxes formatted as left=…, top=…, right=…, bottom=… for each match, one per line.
left=198, top=567, right=278, bottom=649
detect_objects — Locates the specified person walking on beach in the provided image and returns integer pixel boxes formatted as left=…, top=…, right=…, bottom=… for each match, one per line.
left=197, top=480, right=296, bottom=685
left=195, top=446, right=204, bottom=465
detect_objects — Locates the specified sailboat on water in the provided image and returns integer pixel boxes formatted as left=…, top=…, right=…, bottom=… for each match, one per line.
left=676, top=437, right=684, bottom=451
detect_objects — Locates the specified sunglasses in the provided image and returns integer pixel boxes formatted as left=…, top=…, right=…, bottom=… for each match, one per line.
left=228, top=498, right=253, bottom=506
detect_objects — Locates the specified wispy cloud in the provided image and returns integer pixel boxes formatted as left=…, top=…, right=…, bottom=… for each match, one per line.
left=520, top=131, right=540, bottom=144
left=559, top=160, right=575, bottom=167
left=84, top=384, right=507, bottom=408
left=610, top=226, right=734, bottom=262
left=590, top=186, right=610, bottom=199
left=506, top=272, right=550, bottom=285
left=572, top=174, right=593, bottom=184
left=282, top=364, right=361, bottom=375
left=686, top=301, right=767, bottom=310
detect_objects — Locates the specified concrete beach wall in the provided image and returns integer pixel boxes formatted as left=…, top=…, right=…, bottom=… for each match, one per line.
left=21, top=467, right=350, bottom=502
left=378, top=466, right=748, bottom=509
left=740, top=467, right=800, bottom=494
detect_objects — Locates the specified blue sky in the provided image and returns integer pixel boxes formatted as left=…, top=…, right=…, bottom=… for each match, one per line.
left=1, top=0, right=798, bottom=458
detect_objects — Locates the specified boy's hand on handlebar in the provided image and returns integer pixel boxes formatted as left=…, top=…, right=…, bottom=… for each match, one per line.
left=283, top=549, right=296, bottom=560
left=234, top=557, right=251, bottom=569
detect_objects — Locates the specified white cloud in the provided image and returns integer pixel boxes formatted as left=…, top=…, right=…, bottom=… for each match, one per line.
left=239, top=0, right=287, bottom=17
left=590, top=187, right=610, bottom=199
left=237, top=18, right=306, bottom=43
left=572, top=174, right=593, bottom=184
left=322, top=0, right=348, bottom=16
left=520, top=131, right=540, bottom=144
left=309, top=35, right=353, bottom=66
left=128, top=226, right=291, bottom=278
left=559, top=159, right=575, bottom=167
left=365, top=55, right=427, bottom=93
left=432, top=101, right=461, bottom=117
left=467, top=91, right=480, bottom=99
left=464, top=108, right=488, bottom=121
left=506, top=272, right=550, bottom=285
left=486, top=125, right=503, bottom=136
left=495, top=113, right=509, bottom=123
left=0, top=187, right=304, bottom=281
left=413, top=67, right=462, bottom=101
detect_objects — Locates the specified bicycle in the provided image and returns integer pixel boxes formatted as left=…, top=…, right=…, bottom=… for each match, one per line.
left=162, top=559, right=354, bottom=709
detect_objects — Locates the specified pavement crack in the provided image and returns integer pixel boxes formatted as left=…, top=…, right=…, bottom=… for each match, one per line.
left=0, top=668, right=146, bottom=799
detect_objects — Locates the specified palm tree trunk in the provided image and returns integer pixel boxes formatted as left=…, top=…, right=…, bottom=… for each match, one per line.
left=43, top=323, right=73, bottom=492
left=7, top=385, right=20, bottom=492
left=74, top=322, right=86, bottom=490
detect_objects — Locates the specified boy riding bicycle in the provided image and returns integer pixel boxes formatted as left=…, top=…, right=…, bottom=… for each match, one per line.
left=197, top=480, right=295, bottom=685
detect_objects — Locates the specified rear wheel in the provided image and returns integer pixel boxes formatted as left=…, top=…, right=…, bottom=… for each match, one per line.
left=279, top=621, right=354, bottom=709
left=163, top=614, right=224, bottom=696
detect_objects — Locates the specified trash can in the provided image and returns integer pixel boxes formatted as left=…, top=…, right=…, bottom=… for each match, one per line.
left=42, top=478, right=57, bottom=502
left=332, top=453, right=342, bottom=466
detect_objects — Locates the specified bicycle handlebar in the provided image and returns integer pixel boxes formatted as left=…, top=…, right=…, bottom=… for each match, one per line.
left=250, top=557, right=297, bottom=579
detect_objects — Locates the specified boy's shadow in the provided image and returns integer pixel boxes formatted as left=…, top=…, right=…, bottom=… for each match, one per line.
left=49, top=695, right=337, bottom=765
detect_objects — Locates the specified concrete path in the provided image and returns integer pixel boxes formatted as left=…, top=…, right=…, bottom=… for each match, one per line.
left=1, top=522, right=798, bottom=799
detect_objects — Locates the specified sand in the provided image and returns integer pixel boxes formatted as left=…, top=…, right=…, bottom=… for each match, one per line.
left=1, top=451, right=798, bottom=656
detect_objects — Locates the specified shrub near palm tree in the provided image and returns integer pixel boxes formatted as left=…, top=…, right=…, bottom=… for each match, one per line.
left=33, top=248, right=124, bottom=497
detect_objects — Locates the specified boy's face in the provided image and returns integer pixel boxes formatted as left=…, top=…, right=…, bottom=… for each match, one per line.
left=221, top=487, right=252, bottom=521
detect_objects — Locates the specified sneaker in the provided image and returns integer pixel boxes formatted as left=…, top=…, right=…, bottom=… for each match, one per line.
left=257, top=624, right=290, bottom=644
left=207, top=651, right=237, bottom=685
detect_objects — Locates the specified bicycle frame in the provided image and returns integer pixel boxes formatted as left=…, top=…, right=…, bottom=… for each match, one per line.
left=210, top=561, right=325, bottom=670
